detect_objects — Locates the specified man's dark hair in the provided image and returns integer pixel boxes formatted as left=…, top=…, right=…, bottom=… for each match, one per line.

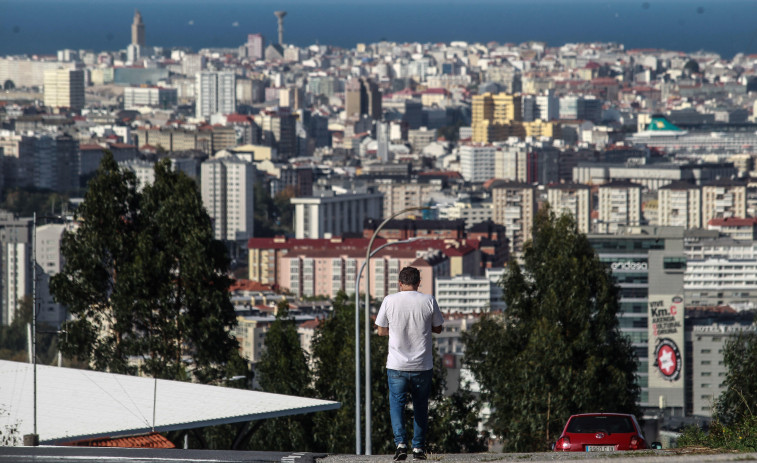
left=398, top=267, right=421, bottom=286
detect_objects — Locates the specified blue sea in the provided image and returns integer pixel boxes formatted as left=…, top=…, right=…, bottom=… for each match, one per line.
left=2, top=0, right=757, bottom=58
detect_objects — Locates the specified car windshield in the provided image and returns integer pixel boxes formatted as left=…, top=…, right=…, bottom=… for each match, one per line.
left=566, top=415, right=634, bottom=434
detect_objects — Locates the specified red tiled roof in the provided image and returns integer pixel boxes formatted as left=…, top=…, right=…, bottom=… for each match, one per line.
left=422, top=88, right=448, bottom=95
left=80, top=144, right=105, bottom=151
left=247, top=237, right=480, bottom=259
left=230, top=279, right=273, bottom=292
left=226, top=114, right=254, bottom=123
left=61, top=433, right=175, bottom=449
left=708, top=217, right=757, bottom=227
left=299, top=319, right=321, bottom=329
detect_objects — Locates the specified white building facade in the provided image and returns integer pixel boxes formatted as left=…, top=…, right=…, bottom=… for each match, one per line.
left=292, top=191, right=383, bottom=239
left=200, top=154, right=255, bottom=242
left=196, top=71, right=236, bottom=119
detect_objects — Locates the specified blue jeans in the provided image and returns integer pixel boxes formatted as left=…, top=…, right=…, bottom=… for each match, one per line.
left=387, top=368, right=433, bottom=449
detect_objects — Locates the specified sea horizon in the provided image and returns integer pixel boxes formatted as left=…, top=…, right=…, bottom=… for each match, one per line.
left=2, top=0, right=757, bottom=58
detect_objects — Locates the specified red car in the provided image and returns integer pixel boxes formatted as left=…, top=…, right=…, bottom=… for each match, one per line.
left=554, top=413, right=648, bottom=452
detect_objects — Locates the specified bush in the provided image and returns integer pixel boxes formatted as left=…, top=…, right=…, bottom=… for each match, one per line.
left=677, top=416, right=757, bottom=452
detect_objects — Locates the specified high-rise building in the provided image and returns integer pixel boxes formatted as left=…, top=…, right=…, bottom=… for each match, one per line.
left=701, top=179, right=747, bottom=226
left=460, top=144, right=496, bottom=183
left=587, top=226, right=686, bottom=411
left=547, top=183, right=592, bottom=234
left=35, top=223, right=76, bottom=328
left=471, top=92, right=523, bottom=143
left=246, top=34, right=265, bottom=61
left=345, top=77, right=382, bottom=121
left=490, top=181, right=536, bottom=257
left=658, top=181, right=702, bottom=228
left=255, top=109, right=297, bottom=160
left=196, top=71, right=236, bottom=119
left=598, top=180, right=643, bottom=233
left=43, top=68, right=85, bottom=111
left=131, top=10, right=145, bottom=47
left=200, top=153, right=255, bottom=242
left=0, top=211, right=32, bottom=326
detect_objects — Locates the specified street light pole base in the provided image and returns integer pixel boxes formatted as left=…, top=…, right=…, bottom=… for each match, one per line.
left=23, top=434, right=39, bottom=446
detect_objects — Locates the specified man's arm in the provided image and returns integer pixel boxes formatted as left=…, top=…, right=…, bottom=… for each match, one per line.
left=431, top=325, right=443, bottom=334
left=377, top=326, right=389, bottom=336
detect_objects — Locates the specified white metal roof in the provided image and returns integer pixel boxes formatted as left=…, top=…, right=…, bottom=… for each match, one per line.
left=0, top=360, right=340, bottom=444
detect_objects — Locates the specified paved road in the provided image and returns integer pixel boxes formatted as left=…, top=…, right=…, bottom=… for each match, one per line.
left=320, top=450, right=757, bottom=463
left=2, top=447, right=756, bottom=463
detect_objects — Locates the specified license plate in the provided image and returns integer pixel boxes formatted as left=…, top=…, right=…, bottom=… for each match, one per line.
left=586, top=445, right=615, bottom=452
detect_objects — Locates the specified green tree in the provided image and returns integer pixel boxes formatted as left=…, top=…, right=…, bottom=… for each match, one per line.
left=427, top=386, right=489, bottom=454
left=51, top=153, right=243, bottom=383
left=715, top=331, right=757, bottom=426
left=308, top=291, right=394, bottom=454
left=463, top=207, right=639, bottom=452
left=248, top=299, right=314, bottom=451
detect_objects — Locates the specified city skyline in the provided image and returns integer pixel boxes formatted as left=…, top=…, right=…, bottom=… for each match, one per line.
left=2, top=0, right=757, bottom=57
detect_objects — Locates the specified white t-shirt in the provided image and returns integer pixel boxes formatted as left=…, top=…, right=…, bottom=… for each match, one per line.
left=375, top=290, right=444, bottom=371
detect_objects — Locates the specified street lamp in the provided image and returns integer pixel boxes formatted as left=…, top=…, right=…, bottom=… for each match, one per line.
left=363, top=206, right=429, bottom=455
left=27, top=213, right=66, bottom=446
left=354, top=236, right=426, bottom=454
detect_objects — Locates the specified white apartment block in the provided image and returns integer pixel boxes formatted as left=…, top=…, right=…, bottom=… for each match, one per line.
left=292, top=191, right=383, bottom=239
left=119, top=159, right=155, bottom=191
left=688, top=324, right=757, bottom=417
left=658, top=182, right=702, bottom=228
left=200, top=154, right=255, bottom=242
left=438, top=200, right=493, bottom=229
left=375, top=181, right=440, bottom=218
left=460, top=144, right=496, bottom=183
left=124, top=86, right=178, bottom=110
left=598, top=180, right=642, bottom=233
left=535, top=92, right=559, bottom=121
left=701, top=181, right=747, bottom=227
left=707, top=217, right=757, bottom=241
left=35, top=223, right=76, bottom=327
left=685, top=235, right=757, bottom=310
left=0, top=58, right=76, bottom=88
left=43, top=68, right=85, bottom=110
left=435, top=268, right=506, bottom=314
left=547, top=184, right=592, bottom=234
left=196, top=71, right=236, bottom=119
left=491, top=182, right=536, bottom=257
left=495, top=140, right=528, bottom=182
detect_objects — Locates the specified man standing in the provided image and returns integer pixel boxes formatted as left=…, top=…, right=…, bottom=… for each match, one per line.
left=375, top=266, right=444, bottom=461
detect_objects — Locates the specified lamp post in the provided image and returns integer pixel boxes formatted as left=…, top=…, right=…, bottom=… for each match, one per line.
left=363, top=206, right=429, bottom=455
left=354, top=236, right=426, bottom=455
left=26, top=213, right=66, bottom=446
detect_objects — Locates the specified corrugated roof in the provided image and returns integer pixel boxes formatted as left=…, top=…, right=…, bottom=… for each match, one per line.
left=0, top=360, right=339, bottom=445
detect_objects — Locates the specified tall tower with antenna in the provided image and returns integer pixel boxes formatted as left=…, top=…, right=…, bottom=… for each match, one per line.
left=274, top=11, right=287, bottom=45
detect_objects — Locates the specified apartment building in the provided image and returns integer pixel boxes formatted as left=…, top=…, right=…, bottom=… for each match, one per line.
left=547, top=183, right=592, bottom=234
left=196, top=71, right=236, bottom=119
left=43, top=68, right=85, bottom=111
left=489, top=181, right=536, bottom=257
left=292, top=191, right=383, bottom=239
left=598, top=180, right=643, bottom=233
left=200, top=153, right=255, bottom=242
left=658, top=181, right=702, bottom=228
left=435, top=268, right=506, bottom=314
left=460, top=144, right=496, bottom=183
left=701, top=179, right=747, bottom=226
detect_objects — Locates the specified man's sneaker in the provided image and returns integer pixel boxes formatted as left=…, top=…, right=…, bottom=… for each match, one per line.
left=393, top=444, right=407, bottom=461
left=412, top=448, right=426, bottom=460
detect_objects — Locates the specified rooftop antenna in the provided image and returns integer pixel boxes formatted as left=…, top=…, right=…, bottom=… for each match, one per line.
left=274, top=11, right=287, bottom=45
